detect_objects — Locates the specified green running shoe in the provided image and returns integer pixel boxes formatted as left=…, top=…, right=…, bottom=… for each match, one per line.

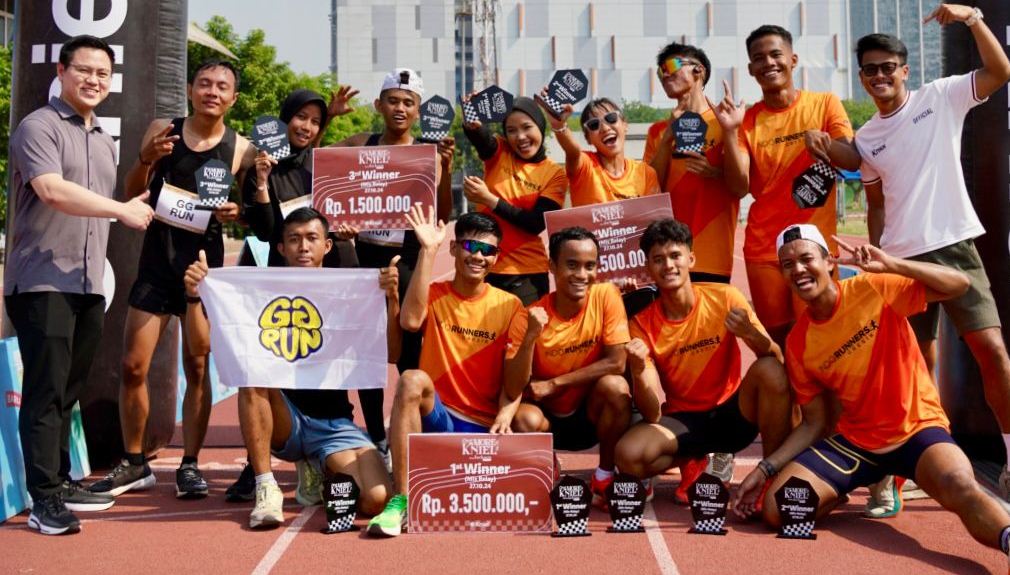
left=367, top=494, right=407, bottom=537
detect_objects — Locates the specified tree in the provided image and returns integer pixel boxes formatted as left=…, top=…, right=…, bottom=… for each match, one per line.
left=0, top=46, right=12, bottom=231
left=621, top=100, right=669, bottom=123
left=842, top=98, right=878, bottom=131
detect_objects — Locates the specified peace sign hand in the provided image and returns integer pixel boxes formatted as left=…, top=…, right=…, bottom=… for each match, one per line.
left=832, top=235, right=893, bottom=274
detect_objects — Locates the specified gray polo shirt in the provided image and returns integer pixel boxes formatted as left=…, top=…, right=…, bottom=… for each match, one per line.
left=4, top=97, right=117, bottom=296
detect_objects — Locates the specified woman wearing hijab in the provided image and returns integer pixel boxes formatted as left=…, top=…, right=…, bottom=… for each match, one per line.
left=461, top=96, right=569, bottom=305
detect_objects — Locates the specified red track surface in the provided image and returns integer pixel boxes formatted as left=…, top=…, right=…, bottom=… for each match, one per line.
left=1, top=228, right=1007, bottom=574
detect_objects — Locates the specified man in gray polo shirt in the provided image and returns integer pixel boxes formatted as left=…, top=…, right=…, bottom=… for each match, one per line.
left=4, top=35, right=153, bottom=535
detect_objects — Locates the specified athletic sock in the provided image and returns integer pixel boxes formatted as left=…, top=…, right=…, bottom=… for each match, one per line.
left=255, top=472, right=277, bottom=487
left=594, top=467, right=614, bottom=482
left=125, top=452, right=145, bottom=467
left=181, top=455, right=198, bottom=467
left=1000, top=525, right=1010, bottom=554
left=1002, top=434, right=1010, bottom=466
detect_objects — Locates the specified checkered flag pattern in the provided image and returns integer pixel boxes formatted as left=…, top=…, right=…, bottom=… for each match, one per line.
left=324, top=514, right=356, bottom=534
left=676, top=142, right=705, bottom=154
left=200, top=194, right=228, bottom=209
left=811, top=160, right=836, bottom=179
left=555, top=518, right=589, bottom=536
left=540, top=93, right=565, bottom=117
left=266, top=144, right=291, bottom=161
left=422, top=128, right=450, bottom=142
left=412, top=516, right=550, bottom=532
left=692, top=516, right=726, bottom=533
left=610, top=515, right=642, bottom=532
left=462, top=101, right=480, bottom=124
left=781, top=521, right=815, bottom=538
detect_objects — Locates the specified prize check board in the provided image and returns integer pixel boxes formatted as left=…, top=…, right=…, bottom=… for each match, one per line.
left=544, top=194, right=674, bottom=287
left=407, top=433, right=554, bottom=533
left=312, top=145, right=437, bottom=230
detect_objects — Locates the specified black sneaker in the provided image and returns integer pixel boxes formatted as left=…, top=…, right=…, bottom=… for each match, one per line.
left=176, top=463, right=209, bottom=499
left=28, top=493, right=81, bottom=535
left=225, top=463, right=255, bottom=502
left=89, top=460, right=156, bottom=496
left=63, top=480, right=115, bottom=512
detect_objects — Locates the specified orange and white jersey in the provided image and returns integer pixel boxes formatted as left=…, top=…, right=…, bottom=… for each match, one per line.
left=569, top=151, right=659, bottom=207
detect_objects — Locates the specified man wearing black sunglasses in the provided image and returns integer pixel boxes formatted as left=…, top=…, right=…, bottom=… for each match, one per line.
left=367, top=206, right=530, bottom=537
left=853, top=4, right=1010, bottom=503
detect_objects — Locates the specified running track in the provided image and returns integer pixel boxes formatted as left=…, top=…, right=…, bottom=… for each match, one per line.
left=1, top=228, right=1007, bottom=574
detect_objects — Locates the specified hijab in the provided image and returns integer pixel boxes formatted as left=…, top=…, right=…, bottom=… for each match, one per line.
left=502, top=96, right=548, bottom=163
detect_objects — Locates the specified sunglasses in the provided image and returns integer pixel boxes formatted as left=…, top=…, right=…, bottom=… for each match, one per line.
left=583, top=111, right=622, bottom=132
left=860, top=61, right=901, bottom=77
left=657, top=57, right=698, bottom=78
left=459, top=239, right=500, bottom=257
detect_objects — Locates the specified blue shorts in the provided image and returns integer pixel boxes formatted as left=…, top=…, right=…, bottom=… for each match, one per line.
left=793, top=426, right=956, bottom=496
left=421, top=392, right=489, bottom=433
left=272, top=394, right=375, bottom=471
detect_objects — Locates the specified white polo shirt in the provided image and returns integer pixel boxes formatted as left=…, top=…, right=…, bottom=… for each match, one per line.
left=855, top=72, right=986, bottom=258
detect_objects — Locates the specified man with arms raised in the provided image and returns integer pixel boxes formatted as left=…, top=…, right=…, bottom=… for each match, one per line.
left=509, top=227, right=632, bottom=507
left=182, top=208, right=396, bottom=528
left=734, top=224, right=1010, bottom=562
left=367, top=207, right=529, bottom=537
left=91, top=60, right=255, bottom=499
left=616, top=219, right=792, bottom=504
left=853, top=4, right=1010, bottom=499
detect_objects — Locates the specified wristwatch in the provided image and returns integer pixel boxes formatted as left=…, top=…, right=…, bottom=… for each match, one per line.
left=965, top=7, right=983, bottom=27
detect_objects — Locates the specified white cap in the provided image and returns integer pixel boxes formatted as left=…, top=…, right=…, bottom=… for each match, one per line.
left=776, top=224, right=830, bottom=254
left=380, top=68, right=424, bottom=98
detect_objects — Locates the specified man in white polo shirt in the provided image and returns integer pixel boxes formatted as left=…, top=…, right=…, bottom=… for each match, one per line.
left=853, top=3, right=1010, bottom=499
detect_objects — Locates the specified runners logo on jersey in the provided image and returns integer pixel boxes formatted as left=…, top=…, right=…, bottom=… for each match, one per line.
left=448, top=324, right=497, bottom=342
left=258, top=296, right=324, bottom=362
left=5, top=390, right=20, bottom=408
left=756, top=131, right=805, bottom=149
left=545, top=337, right=598, bottom=357
left=461, top=438, right=500, bottom=457
left=818, top=320, right=879, bottom=371
left=676, top=335, right=721, bottom=355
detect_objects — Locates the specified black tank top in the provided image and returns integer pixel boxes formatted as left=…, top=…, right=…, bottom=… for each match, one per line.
left=363, top=133, right=421, bottom=265
left=137, top=118, right=237, bottom=283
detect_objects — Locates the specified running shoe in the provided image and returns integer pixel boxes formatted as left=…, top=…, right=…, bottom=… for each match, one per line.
left=706, top=453, right=735, bottom=484
left=673, top=457, right=709, bottom=505
left=295, top=460, right=323, bottom=506
left=901, top=478, right=930, bottom=501
left=88, top=460, right=156, bottom=496
left=590, top=473, right=613, bottom=510
left=249, top=482, right=284, bottom=529
left=63, top=480, right=115, bottom=512
left=367, top=494, right=407, bottom=537
left=864, top=475, right=905, bottom=519
left=28, top=493, right=80, bottom=535
left=226, top=463, right=256, bottom=502
left=176, top=463, right=209, bottom=499
left=375, top=439, right=392, bottom=474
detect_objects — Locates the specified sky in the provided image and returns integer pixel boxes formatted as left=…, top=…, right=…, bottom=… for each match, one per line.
left=189, top=1, right=331, bottom=76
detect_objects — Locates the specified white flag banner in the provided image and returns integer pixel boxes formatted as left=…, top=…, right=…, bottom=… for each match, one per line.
left=198, top=267, right=388, bottom=390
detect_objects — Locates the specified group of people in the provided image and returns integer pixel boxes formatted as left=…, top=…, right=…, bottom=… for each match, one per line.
left=7, top=2, right=1010, bottom=562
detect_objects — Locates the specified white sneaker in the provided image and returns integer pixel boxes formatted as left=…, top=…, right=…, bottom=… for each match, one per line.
left=863, top=476, right=902, bottom=519
left=706, top=453, right=735, bottom=484
left=901, top=478, right=930, bottom=501
left=998, top=465, right=1010, bottom=502
left=295, top=460, right=323, bottom=507
left=249, top=482, right=284, bottom=529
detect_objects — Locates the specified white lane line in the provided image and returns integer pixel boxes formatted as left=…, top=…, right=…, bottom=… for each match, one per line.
left=642, top=501, right=681, bottom=575
left=251, top=506, right=319, bottom=575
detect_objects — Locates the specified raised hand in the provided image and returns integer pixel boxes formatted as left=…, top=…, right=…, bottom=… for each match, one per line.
left=404, top=203, right=447, bottom=250
left=725, top=307, right=761, bottom=340
left=379, top=255, right=401, bottom=300
left=713, top=80, right=745, bottom=132
left=535, top=88, right=573, bottom=130
left=460, top=91, right=483, bottom=131
left=184, top=249, right=209, bottom=297
left=140, top=123, right=178, bottom=166
left=328, top=85, right=360, bottom=117
left=119, top=190, right=154, bottom=230
left=333, top=222, right=360, bottom=240
left=525, top=306, right=549, bottom=340
left=254, top=150, right=278, bottom=187
left=832, top=235, right=893, bottom=273
left=923, top=3, right=975, bottom=25
left=625, top=338, right=651, bottom=370
left=803, top=130, right=833, bottom=165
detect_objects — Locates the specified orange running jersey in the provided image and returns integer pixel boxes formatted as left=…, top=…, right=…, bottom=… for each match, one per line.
left=531, top=283, right=630, bottom=416
left=644, top=109, right=739, bottom=277
left=480, top=136, right=568, bottom=275
left=569, top=151, right=659, bottom=207
left=785, top=274, right=949, bottom=451
left=737, top=91, right=853, bottom=262
left=630, top=284, right=765, bottom=413
left=418, top=281, right=528, bottom=426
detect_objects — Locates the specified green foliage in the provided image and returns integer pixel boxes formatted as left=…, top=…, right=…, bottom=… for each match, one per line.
left=621, top=100, right=668, bottom=123
left=0, top=46, right=12, bottom=231
left=841, top=98, right=878, bottom=131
